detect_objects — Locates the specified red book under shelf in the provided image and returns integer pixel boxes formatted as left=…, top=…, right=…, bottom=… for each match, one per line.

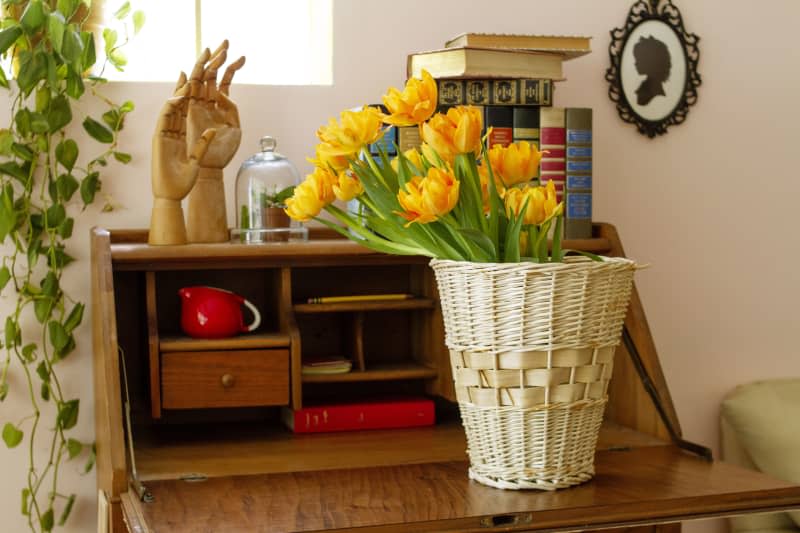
left=282, top=397, right=435, bottom=434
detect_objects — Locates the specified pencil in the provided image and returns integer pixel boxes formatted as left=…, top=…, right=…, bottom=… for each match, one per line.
left=307, top=294, right=413, bottom=304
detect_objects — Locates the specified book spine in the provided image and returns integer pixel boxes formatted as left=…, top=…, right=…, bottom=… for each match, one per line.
left=368, top=104, right=397, bottom=155
left=539, top=107, right=566, bottom=204
left=485, top=106, right=513, bottom=148
left=565, top=108, right=593, bottom=240
left=512, top=107, right=540, bottom=179
left=397, top=126, right=422, bottom=153
left=283, top=400, right=435, bottom=433
left=436, top=79, right=552, bottom=106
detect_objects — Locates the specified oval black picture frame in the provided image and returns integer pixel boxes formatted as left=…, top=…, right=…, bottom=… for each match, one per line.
left=606, top=0, right=701, bottom=138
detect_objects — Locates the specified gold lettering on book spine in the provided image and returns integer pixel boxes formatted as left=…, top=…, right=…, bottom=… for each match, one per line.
left=466, top=80, right=490, bottom=105
left=492, top=80, right=518, bottom=104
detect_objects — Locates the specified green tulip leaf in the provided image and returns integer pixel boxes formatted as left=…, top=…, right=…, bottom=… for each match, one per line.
left=2, top=422, right=23, bottom=448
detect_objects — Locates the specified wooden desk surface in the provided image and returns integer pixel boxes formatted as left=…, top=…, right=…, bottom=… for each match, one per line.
left=129, top=446, right=800, bottom=533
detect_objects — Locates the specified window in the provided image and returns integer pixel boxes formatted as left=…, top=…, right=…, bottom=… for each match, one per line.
left=104, top=0, right=332, bottom=85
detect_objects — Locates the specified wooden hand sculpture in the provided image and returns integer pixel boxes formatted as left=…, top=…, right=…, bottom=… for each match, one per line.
left=148, top=94, right=216, bottom=245
left=180, top=40, right=246, bottom=243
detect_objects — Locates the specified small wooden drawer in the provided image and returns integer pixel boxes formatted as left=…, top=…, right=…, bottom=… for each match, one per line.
left=161, top=349, right=289, bottom=410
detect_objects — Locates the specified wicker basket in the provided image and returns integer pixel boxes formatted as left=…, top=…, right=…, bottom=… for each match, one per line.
left=430, top=256, right=637, bottom=490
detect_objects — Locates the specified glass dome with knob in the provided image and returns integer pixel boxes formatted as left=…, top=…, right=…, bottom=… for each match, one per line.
left=231, top=136, right=308, bottom=243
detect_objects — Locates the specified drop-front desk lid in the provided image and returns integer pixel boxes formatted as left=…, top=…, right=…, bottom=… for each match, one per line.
left=120, top=434, right=800, bottom=533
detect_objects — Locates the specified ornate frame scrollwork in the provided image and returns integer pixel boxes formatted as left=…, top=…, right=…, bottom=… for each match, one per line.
left=606, top=0, right=701, bottom=138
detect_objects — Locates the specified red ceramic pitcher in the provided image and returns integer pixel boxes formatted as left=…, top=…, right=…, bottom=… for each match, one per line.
left=178, top=286, right=261, bottom=339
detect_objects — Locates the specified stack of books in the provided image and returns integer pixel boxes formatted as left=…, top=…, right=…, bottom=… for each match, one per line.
left=397, top=33, right=594, bottom=240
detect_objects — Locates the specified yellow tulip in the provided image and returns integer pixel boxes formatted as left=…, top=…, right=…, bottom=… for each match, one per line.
left=504, top=184, right=561, bottom=226
left=396, top=167, right=460, bottom=226
left=488, top=141, right=543, bottom=187
left=308, top=143, right=350, bottom=172
left=285, top=166, right=337, bottom=222
left=382, top=69, right=437, bottom=126
left=333, top=169, right=364, bottom=202
left=420, top=105, right=482, bottom=163
left=390, top=147, right=424, bottom=173
left=543, top=179, right=563, bottom=220
left=317, top=106, right=385, bottom=158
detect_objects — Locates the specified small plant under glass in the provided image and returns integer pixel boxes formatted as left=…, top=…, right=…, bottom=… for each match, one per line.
left=232, top=136, right=308, bottom=243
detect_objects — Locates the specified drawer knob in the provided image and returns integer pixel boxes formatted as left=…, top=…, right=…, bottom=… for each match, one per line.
left=221, top=373, right=236, bottom=388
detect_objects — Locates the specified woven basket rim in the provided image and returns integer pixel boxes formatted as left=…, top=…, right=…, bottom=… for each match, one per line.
left=429, top=256, right=637, bottom=269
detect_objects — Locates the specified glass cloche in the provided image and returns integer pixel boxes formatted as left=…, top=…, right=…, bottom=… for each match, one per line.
left=231, top=136, right=308, bottom=243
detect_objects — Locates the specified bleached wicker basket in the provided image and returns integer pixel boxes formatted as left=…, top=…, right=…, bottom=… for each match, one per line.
left=430, top=256, right=637, bottom=490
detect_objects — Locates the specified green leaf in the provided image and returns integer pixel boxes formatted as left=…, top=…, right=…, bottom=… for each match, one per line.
left=61, top=25, right=83, bottom=67
left=14, top=108, right=32, bottom=137
left=0, top=266, right=10, bottom=292
left=0, top=184, right=17, bottom=241
left=46, top=204, right=66, bottom=228
left=47, top=95, right=72, bottom=133
left=112, top=151, right=131, bottom=164
left=5, top=316, right=19, bottom=348
left=11, top=142, right=34, bottom=161
left=80, top=30, right=96, bottom=70
left=57, top=217, right=74, bottom=238
left=64, top=303, right=84, bottom=333
left=66, top=438, right=82, bottom=459
left=0, top=129, right=13, bottom=156
left=457, top=228, right=497, bottom=262
left=24, top=344, right=38, bottom=363
left=21, top=488, right=29, bottom=515
left=47, top=246, right=74, bottom=269
left=20, top=0, right=46, bottom=33
left=56, top=139, right=79, bottom=171
left=49, top=321, right=69, bottom=351
left=34, top=297, right=53, bottom=323
left=2, top=422, right=23, bottom=448
left=82, top=117, right=113, bottom=143
left=0, top=26, right=23, bottom=55
left=58, top=494, right=76, bottom=526
left=42, top=270, right=59, bottom=297
left=57, top=0, right=79, bottom=18
left=36, top=360, right=49, bottom=381
left=108, top=47, right=127, bottom=70
left=84, top=443, right=96, bottom=473
left=133, top=10, right=145, bottom=34
left=80, top=171, right=100, bottom=204
left=41, top=381, right=50, bottom=401
left=113, top=1, right=131, bottom=19
left=102, top=28, right=117, bottom=54
left=47, top=12, right=66, bottom=53
left=40, top=507, right=54, bottom=532
left=119, top=100, right=135, bottom=113
left=65, top=66, right=84, bottom=98
left=0, top=382, right=8, bottom=401
left=0, top=66, right=7, bottom=89
left=57, top=399, right=79, bottom=430
left=16, top=50, right=47, bottom=95
left=35, top=87, right=50, bottom=113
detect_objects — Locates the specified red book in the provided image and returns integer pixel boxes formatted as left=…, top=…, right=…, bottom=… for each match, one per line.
left=540, top=106, right=566, bottom=203
left=282, top=397, right=435, bottom=433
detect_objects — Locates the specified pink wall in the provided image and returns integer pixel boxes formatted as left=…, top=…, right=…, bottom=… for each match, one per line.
left=1, top=1, right=798, bottom=531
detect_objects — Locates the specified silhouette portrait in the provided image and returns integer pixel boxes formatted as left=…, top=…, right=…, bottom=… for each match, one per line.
left=632, top=35, right=672, bottom=106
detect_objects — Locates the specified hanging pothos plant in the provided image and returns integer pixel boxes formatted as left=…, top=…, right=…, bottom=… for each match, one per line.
left=0, top=0, right=142, bottom=530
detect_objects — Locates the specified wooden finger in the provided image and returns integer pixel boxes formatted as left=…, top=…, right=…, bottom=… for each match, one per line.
left=219, top=56, right=246, bottom=96
left=204, top=68, right=219, bottom=103
left=189, top=128, right=217, bottom=162
left=174, top=71, right=188, bottom=95
left=210, top=40, right=229, bottom=59
left=157, top=96, right=185, bottom=135
left=208, top=48, right=227, bottom=72
left=216, top=92, right=240, bottom=128
left=189, top=48, right=211, bottom=84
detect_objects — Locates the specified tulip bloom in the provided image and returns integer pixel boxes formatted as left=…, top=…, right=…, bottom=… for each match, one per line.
left=382, top=70, right=437, bottom=127
left=333, top=169, right=364, bottom=202
left=285, top=167, right=337, bottom=221
left=421, top=106, right=483, bottom=163
left=308, top=143, right=350, bottom=172
left=488, top=141, right=544, bottom=187
left=391, top=147, right=425, bottom=173
left=397, top=167, right=460, bottom=226
left=477, top=162, right=505, bottom=214
left=504, top=181, right=563, bottom=226
left=317, top=106, right=384, bottom=158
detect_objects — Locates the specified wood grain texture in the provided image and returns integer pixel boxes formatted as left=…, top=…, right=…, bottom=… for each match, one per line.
left=161, top=349, right=289, bottom=409
left=91, top=228, right=129, bottom=523
left=159, top=332, right=291, bottom=352
left=134, top=446, right=800, bottom=533
left=145, top=271, right=161, bottom=418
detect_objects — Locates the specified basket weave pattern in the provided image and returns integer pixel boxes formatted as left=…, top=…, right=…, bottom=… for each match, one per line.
left=431, top=257, right=636, bottom=490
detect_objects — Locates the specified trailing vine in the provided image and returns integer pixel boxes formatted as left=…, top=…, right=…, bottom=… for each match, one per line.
left=0, top=0, right=142, bottom=530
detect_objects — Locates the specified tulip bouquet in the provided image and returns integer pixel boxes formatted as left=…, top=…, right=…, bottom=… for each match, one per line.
left=285, top=70, right=565, bottom=263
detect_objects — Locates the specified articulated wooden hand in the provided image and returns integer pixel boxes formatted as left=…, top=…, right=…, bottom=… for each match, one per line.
left=148, top=94, right=216, bottom=245
left=180, top=40, right=246, bottom=243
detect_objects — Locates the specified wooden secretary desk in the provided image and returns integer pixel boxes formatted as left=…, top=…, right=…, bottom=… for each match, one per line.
left=91, top=223, right=800, bottom=532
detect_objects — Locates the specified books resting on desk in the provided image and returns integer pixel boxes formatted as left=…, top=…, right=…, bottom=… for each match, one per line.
left=282, top=397, right=435, bottom=433
left=301, top=357, right=352, bottom=375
